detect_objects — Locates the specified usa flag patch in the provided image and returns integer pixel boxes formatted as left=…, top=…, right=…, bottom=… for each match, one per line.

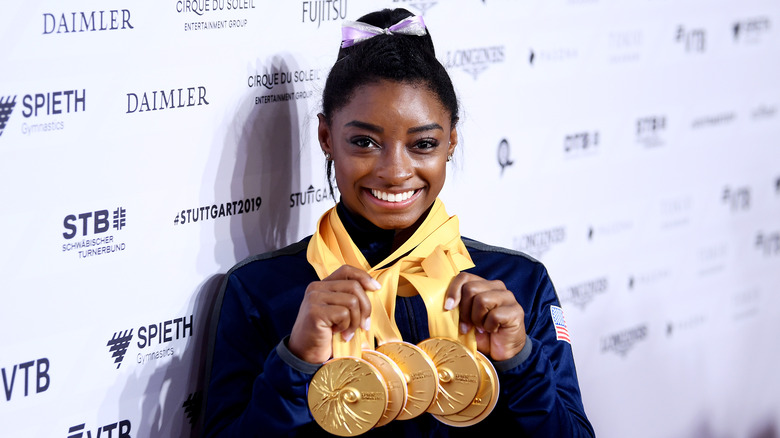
left=550, top=305, right=571, bottom=344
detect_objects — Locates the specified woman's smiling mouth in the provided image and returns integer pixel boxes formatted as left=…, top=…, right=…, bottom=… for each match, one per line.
left=370, top=189, right=417, bottom=203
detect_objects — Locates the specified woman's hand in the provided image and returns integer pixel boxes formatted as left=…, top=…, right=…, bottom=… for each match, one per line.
left=288, top=265, right=379, bottom=364
left=444, top=272, right=527, bottom=361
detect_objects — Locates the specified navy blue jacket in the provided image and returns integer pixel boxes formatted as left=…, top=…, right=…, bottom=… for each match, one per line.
left=203, top=236, right=594, bottom=437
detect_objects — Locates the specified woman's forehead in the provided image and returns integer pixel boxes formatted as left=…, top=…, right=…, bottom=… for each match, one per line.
left=334, top=80, right=450, bottom=126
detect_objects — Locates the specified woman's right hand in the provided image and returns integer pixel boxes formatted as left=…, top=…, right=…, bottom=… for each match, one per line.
left=288, top=265, right=379, bottom=364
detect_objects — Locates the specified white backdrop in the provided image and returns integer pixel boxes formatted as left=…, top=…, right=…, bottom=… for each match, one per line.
left=1, top=1, right=779, bottom=437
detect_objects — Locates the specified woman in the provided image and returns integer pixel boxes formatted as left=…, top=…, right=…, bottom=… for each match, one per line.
left=203, top=8, right=594, bottom=437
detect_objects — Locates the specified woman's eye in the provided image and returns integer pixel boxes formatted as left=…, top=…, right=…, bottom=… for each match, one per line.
left=414, top=139, right=438, bottom=150
left=351, top=137, right=375, bottom=148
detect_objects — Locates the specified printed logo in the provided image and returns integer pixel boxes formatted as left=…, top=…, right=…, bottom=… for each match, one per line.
left=691, top=112, right=736, bottom=129
left=250, top=67, right=322, bottom=105
left=659, top=195, right=692, bottom=228
left=559, top=277, right=608, bottom=310
left=751, top=104, right=776, bottom=120
left=174, top=196, right=262, bottom=226
left=126, top=86, right=209, bottom=114
left=564, top=131, right=599, bottom=157
left=62, top=207, right=127, bottom=259
left=183, top=391, right=203, bottom=426
left=512, top=226, right=565, bottom=259
left=528, top=47, right=577, bottom=66
left=2, top=89, right=86, bottom=138
left=302, top=0, right=347, bottom=27
left=697, top=243, right=728, bottom=276
left=0, top=96, right=17, bottom=137
left=107, top=330, right=133, bottom=369
left=733, top=17, right=771, bottom=43
left=722, top=185, right=751, bottom=212
left=391, top=0, right=437, bottom=16
left=444, top=46, right=505, bottom=80
left=755, top=231, right=780, bottom=256
left=43, top=10, right=133, bottom=34
left=628, top=268, right=670, bottom=291
left=2, top=358, right=50, bottom=402
left=666, top=315, right=706, bottom=338
left=607, top=30, right=643, bottom=63
left=587, top=220, right=633, bottom=241
left=497, top=138, right=514, bottom=176
left=67, top=420, right=131, bottom=438
left=636, top=116, right=666, bottom=147
left=600, top=324, right=648, bottom=357
left=550, top=306, right=570, bottom=343
left=732, top=287, right=760, bottom=321
left=675, top=25, right=706, bottom=53
left=290, top=185, right=330, bottom=208
left=106, top=316, right=194, bottom=369
left=177, top=0, right=256, bottom=32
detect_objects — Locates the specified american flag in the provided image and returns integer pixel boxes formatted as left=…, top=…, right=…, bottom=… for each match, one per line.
left=550, top=305, right=571, bottom=344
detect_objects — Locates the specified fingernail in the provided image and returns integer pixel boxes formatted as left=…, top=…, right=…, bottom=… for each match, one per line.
left=444, top=298, right=455, bottom=311
left=342, top=331, right=354, bottom=342
left=370, top=279, right=382, bottom=290
left=476, top=327, right=485, bottom=334
left=459, top=322, right=469, bottom=334
left=363, top=317, right=371, bottom=331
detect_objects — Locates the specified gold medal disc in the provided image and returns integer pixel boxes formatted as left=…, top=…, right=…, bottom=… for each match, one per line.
left=362, top=350, right=408, bottom=427
left=433, top=351, right=500, bottom=427
left=418, top=338, right=481, bottom=416
left=308, top=357, right=388, bottom=437
left=376, top=341, right=438, bottom=420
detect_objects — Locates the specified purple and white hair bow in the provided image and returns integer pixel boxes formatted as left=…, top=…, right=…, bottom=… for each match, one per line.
left=341, top=15, right=427, bottom=48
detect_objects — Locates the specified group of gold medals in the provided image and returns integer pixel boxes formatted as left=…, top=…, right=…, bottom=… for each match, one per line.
left=306, top=203, right=500, bottom=436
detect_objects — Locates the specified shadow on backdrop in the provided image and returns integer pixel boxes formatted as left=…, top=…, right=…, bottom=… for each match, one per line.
left=120, top=53, right=309, bottom=437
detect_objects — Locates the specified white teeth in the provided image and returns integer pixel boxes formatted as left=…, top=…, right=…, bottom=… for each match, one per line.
left=371, top=189, right=415, bottom=203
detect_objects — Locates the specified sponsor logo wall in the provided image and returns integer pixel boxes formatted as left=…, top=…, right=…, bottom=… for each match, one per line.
left=0, top=1, right=778, bottom=438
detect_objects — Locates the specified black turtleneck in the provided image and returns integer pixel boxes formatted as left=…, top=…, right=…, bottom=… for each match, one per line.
left=336, top=202, right=396, bottom=267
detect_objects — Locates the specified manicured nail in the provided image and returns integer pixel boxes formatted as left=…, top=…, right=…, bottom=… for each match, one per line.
left=342, top=331, right=354, bottom=342
left=444, top=298, right=455, bottom=311
left=370, top=279, right=382, bottom=290
left=363, top=317, right=371, bottom=331
left=459, top=322, right=469, bottom=334
left=476, top=327, right=485, bottom=334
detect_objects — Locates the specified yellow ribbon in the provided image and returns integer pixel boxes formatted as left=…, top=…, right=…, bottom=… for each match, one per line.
left=307, top=199, right=476, bottom=359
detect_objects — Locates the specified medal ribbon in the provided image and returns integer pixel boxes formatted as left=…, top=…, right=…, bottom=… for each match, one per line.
left=307, top=199, right=477, bottom=359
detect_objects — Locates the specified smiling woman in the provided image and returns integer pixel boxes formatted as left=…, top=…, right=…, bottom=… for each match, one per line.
left=203, top=8, right=595, bottom=438
left=318, top=81, right=455, bottom=235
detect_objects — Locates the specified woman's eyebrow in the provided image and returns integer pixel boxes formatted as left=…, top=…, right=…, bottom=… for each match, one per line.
left=408, top=123, right=443, bottom=134
left=344, top=120, right=383, bottom=133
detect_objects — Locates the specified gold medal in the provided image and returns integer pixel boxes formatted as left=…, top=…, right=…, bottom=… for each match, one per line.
left=376, top=341, right=438, bottom=420
left=362, top=350, right=408, bottom=427
left=433, top=351, right=500, bottom=426
left=308, top=357, right=388, bottom=437
left=418, top=337, right=481, bottom=416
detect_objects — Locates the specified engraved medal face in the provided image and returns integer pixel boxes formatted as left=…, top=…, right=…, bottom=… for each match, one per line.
left=433, top=351, right=500, bottom=427
left=362, top=350, right=408, bottom=427
left=308, top=358, right=388, bottom=437
left=376, top=341, right=438, bottom=420
left=418, top=338, right=480, bottom=416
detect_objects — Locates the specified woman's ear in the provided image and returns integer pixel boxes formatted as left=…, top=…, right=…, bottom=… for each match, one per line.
left=448, top=126, right=458, bottom=157
left=318, top=113, right=333, bottom=157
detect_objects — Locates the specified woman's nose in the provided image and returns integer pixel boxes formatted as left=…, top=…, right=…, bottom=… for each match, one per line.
left=375, top=144, right=413, bottom=184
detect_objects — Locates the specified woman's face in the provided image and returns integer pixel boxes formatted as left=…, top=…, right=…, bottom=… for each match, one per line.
left=319, top=80, right=457, bottom=232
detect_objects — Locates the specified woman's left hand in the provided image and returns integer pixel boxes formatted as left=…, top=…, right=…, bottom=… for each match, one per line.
left=444, top=272, right=527, bottom=361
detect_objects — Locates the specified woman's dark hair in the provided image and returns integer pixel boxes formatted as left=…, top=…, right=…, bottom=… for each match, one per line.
left=322, top=8, right=459, bottom=199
